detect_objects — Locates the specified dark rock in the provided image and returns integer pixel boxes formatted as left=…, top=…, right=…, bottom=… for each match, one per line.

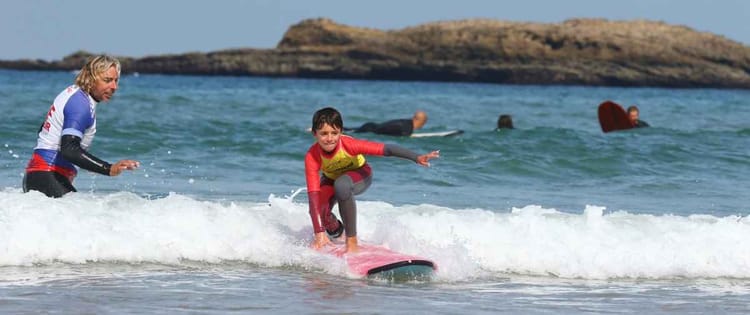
left=2, top=18, right=749, bottom=88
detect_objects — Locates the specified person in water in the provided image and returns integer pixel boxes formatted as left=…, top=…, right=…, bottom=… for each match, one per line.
left=345, top=110, right=428, bottom=136
left=305, top=107, right=439, bottom=253
left=627, top=105, right=650, bottom=128
left=496, top=114, right=514, bottom=130
left=23, top=55, right=140, bottom=198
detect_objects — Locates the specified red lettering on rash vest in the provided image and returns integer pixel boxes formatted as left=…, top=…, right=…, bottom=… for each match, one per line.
left=42, top=104, right=55, bottom=131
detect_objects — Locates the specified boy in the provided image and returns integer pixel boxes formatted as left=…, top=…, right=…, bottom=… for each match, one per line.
left=305, top=107, right=439, bottom=253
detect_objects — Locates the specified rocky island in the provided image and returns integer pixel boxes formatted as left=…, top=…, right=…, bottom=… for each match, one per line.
left=2, top=18, right=749, bottom=89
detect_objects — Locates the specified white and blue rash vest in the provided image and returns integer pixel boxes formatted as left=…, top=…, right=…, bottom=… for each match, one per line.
left=26, top=85, right=97, bottom=180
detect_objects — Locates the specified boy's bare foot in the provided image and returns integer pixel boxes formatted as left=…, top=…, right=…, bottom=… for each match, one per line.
left=345, top=236, right=359, bottom=253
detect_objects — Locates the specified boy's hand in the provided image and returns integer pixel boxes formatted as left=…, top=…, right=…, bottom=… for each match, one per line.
left=311, top=232, right=332, bottom=249
left=417, top=150, right=440, bottom=167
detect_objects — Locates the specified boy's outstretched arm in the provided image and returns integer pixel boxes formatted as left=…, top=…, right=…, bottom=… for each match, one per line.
left=383, top=144, right=439, bottom=167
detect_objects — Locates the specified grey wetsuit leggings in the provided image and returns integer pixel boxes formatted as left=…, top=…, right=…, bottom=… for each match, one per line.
left=321, top=168, right=372, bottom=237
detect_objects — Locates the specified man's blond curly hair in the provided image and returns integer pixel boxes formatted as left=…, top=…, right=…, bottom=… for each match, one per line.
left=74, top=55, right=120, bottom=94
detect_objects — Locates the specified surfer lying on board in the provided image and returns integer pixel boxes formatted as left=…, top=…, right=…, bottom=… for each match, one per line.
left=344, top=110, right=428, bottom=136
left=22, top=55, right=140, bottom=198
left=305, top=107, right=439, bottom=253
left=626, top=106, right=650, bottom=128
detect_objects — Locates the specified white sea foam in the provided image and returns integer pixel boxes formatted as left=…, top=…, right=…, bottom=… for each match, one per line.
left=2, top=188, right=750, bottom=281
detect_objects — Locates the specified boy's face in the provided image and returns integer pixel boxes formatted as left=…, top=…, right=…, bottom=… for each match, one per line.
left=313, top=123, right=341, bottom=152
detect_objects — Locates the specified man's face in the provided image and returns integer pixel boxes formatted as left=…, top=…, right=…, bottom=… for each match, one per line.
left=90, top=66, right=119, bottom=102
left=628, top=110, right=639, bottom=123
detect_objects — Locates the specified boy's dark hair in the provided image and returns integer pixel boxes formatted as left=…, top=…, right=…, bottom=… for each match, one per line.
left=312, top=107, right=344, bottom=131
left=626, top=105, right=639, bottom=113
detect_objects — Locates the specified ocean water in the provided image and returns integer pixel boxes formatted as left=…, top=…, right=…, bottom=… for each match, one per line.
left=1, top=69, right=750, bottom=313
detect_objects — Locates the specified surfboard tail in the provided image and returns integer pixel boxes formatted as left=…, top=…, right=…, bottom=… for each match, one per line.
left=322, top=243, right=436, bottom=280
left=598, top=101, right=634, bottom=133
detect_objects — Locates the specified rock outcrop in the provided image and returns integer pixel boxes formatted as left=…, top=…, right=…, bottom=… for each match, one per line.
left=2, top=18, right=749, bottom=88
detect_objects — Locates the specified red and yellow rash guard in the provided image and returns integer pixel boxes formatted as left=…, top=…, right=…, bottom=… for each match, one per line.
left=305, top=135, right=385, bottom=233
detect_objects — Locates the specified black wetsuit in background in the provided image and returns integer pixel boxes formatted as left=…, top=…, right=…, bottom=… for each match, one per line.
left=633, top=120, right=650, bottom=128
left=346, top=119, right=413, bottom=136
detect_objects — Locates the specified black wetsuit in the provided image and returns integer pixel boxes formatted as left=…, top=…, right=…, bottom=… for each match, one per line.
left=633, top=120, right=650, bottom=128
left=24, top=135, right=112, bottom=198
left=347, top=119, right=414, bottom=136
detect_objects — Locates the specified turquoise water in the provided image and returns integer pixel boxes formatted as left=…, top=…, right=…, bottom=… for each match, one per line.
left=1, top=69, right=750, bottom=313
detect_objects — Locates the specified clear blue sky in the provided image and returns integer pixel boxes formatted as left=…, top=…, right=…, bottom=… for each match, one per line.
left=1, top=0, right=748, bottom=60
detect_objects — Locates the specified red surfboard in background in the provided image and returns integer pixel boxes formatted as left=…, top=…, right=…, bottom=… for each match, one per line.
left=598, top=101, right=634, bottom=133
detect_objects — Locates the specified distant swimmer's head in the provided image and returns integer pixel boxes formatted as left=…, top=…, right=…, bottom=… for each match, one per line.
left=312, top=107, right=344, bottom=152
left=497, top=114, right=514, bottom=129
left=412, top=110, right=428, bottom=130
left=626, top=105, right=640, bottom=124
left=75, top=55, right=121, bottom=103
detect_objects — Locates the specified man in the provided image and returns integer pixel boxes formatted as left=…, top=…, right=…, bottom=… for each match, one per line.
left=346, top=110, right=428, bottom=136
left=626, top=106, right=650, bottom=128
left=23, top=55, right=140, bottom=198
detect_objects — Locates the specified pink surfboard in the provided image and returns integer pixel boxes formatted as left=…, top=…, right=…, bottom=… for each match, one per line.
left=322, top=243, right=436, bottom=279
